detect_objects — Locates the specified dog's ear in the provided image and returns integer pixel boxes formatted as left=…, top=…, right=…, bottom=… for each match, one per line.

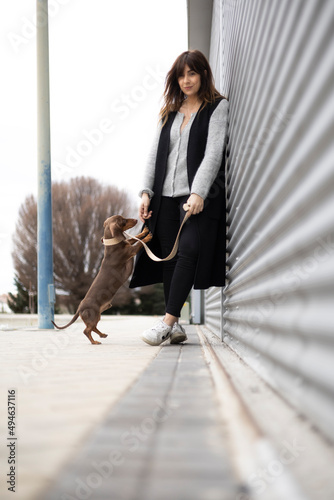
left=114, top=216, right=126, bottom=231
left=108, top=217, right=125, bottom=238
left=116, top=216, right=126, bottom=227
left=107, top=222, right=116, bottom=239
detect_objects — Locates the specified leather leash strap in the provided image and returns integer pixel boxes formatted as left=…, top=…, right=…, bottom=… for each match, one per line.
left=125, top=204, right=191, bottom=262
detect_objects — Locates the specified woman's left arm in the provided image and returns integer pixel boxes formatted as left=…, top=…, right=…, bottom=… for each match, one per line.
left=189, top=99, right=229, bottom=205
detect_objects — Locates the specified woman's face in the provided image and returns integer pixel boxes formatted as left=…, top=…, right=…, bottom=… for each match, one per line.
left=178, top=64, right=201, bottom=98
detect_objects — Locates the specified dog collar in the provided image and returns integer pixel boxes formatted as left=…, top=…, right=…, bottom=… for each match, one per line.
left=102, top=237, right=123, bottom=246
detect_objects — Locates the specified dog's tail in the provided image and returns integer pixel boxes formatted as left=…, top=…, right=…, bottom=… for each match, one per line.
left=52, top=312, right=80, bottom=330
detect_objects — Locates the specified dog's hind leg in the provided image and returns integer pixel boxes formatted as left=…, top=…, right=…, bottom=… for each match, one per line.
left=93, top=326, right=108, bottom=339
left=83, top=326, right=101, bottom=345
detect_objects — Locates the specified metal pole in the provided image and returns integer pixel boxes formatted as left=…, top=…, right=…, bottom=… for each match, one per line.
left=37, top=0, right=55, bottom=328
left=191, top=289, right=204, bottom=324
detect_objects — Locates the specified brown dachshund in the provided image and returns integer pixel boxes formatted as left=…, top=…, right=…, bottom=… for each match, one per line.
left=52, top=215, right=152, bottom=344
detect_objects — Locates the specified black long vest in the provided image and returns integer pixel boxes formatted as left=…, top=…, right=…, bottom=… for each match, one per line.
left=130, top=97, right=227, bottom=290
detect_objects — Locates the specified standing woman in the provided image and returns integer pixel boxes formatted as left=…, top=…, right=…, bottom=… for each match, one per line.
left=130, top=50, right=228, bottom=346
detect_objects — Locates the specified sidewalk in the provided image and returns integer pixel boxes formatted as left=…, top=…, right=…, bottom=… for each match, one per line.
left=0, top=315, right=334, bottom=500
left=0, top=316, right=162, bottom=500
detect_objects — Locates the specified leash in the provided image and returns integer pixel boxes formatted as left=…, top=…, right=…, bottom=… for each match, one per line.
left=124, top=203, right=191, bottom=262
left=103, top=204, right=191, bottom=260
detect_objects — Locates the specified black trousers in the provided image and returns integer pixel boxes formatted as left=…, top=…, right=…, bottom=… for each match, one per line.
left=154, top=196, right=200, bottom=318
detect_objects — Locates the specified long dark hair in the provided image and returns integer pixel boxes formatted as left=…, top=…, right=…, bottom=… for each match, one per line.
left=160, top=50, right=226, bottom=125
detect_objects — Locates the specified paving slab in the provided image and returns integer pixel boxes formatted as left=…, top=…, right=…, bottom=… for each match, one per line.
left=36, top=327, right=240, bottom=500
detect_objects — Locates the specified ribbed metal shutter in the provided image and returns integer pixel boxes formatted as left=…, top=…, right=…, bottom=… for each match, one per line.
left=206, top=0, right=334, bottom=441
left=204, top=287, right=222, bottom=337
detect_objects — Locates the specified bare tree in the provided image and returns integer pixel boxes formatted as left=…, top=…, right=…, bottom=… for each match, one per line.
left=12, top=194, right=38, bottom=296
left=12, top=177, right=136, bottom=312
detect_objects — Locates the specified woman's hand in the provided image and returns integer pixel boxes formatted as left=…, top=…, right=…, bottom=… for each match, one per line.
left=139, top=193, right=152, bottom=223
left=184, top=193, right=204, bottom=215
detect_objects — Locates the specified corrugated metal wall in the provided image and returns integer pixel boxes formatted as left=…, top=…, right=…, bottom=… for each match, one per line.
left=204, top=287, right=222, bottom=336
left=207, top=0, right=334, bottom=441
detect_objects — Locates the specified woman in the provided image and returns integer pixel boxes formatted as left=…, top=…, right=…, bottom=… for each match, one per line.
left=130, top=49, right=228, bottom=346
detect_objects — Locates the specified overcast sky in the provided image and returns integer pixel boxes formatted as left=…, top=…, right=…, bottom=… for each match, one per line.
left=0, top=0, right=188, bottom=294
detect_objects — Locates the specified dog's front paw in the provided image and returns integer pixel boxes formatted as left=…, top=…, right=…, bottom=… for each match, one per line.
left=135, top=226, right=149, bottom=240
left=143, top=232, right=153, bottom=243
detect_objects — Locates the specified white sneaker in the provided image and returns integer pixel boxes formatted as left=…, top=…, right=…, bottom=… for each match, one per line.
left=141, top=320, right=172, bottom=346
left=170, top=323, right=188, bottom=344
